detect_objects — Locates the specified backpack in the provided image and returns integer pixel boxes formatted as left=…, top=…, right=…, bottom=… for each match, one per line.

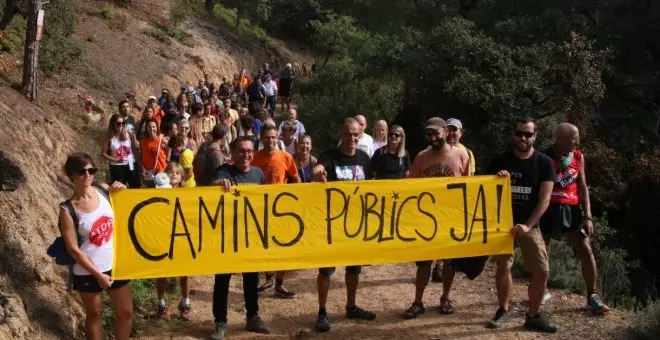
left=193, top=142, right=226, bottom=186
left=47, top=183, right=110, bottom=291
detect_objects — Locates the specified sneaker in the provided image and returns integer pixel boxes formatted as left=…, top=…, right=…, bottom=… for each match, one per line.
left=486, top=307, right=509, bottom=329
left=586, top=293, right=610, bottom=315
left=524, top=313, right=558, bottom=333
left=275, top=286, right=297, bottom=299
left=156, top=305, right=169, bottom=320
left=178, top=302, right=192, bottom=321
left=210, top=322, right=226, bottom=340
left=541, top=290, right=552, bottom=305
left=245, top=315, right=271, bottom=334
left=316, top=313, right=331, bottom=332
left=431, top=264, right=443, bottom=283
left=346, top=305, right=376, bottom=320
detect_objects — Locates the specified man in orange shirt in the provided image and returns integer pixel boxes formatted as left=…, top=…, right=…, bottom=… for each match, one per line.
left=251, top=124, right=301, bottom=298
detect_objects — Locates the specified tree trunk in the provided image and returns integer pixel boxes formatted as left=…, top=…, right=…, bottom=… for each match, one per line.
left=205, top=0, right=214, bottom=12
left=21, top=0, right=40, bottom=103
left=0, top=0, right=19, bottom=31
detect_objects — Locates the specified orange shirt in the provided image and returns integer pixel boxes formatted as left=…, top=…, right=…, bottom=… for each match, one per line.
left=141, top=135, right=167, bottom=173
left=252, top=149, right=298, bottom=184
left=153, top=106, right=165, bottom=127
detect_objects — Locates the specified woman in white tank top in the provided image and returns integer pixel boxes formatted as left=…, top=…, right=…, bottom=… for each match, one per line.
left=60, top=152, right=132, bottom=340
left=102, top=114, right=140, bottom=188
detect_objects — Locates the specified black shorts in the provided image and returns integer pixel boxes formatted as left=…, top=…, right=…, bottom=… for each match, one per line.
left=72, top=270, right=130, bottom=293
left=540, top=203, right=585, bottom=240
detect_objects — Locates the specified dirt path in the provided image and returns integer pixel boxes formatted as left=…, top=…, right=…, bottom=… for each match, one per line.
left=135, top=263, right=631, bottom=340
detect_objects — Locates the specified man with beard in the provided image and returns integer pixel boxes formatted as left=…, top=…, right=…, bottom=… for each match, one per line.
left=402, top=117, right=470, bottom=319
left=485, top=117, right=557, bottom=333
left=539, top=123, right=609, bottom=314
left=251, top=125, right=301, bottom=299
left=312, top=117, right=376, bottom=332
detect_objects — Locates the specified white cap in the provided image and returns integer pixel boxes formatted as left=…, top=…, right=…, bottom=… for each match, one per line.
left=446, top=118, right=463, bottom=130
left=147, top=95, right=157, bottom=101
left=286, top=63, right=292, bottom=68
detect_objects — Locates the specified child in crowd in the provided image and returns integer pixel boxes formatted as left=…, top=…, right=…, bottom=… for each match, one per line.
left=154, top=165, right=192, bottom=320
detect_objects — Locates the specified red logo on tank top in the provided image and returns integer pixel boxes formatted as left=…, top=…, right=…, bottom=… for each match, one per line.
left=116, top=145, right=131, bottom=159
left=89, top=216, right=113, bottom=247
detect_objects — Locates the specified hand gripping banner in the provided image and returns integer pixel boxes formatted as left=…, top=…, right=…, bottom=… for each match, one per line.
left=111, top=176, right=514, bottom=280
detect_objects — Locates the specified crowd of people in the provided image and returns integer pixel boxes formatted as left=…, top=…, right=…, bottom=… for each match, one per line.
left=57, top=64, right=610, bottom=340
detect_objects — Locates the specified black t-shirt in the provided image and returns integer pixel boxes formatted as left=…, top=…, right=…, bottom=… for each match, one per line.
left=318, top=148, right=373, bottom=181
left=486, top=150, right=556, bottom=225
left=370, top=148, right=411, bottom=179
left=214, top=164, right=265, bottom=186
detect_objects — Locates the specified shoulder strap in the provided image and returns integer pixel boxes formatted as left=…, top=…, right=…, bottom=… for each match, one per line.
left=91, top=183, right=110, bottom=204
left=60, top=200, right=80, bottom=244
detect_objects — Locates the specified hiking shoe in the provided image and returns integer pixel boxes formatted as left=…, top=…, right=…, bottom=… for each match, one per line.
left=316, top=313, right=331, bottom=332
left=541, top=290, right=552, bottom=305
left=210, top=322, right=226, bottom=340
left=524, top=313, right=558, bottom=333
left=587, top=293, right=610, bottom=315
left=157, top=305, right=169, bottom=320
left=403, top=302, right=425, bottom=319
left=275, top=286, right=297, bottom=299
left=245, top=315, right=271, bottom=334
left=178, top=302, right=192, bottom=321
left=431, top=264, right=443, bottom=283
left=486, top=307, right=510, bottom=329
left=346, top=306, right=376, bottom=320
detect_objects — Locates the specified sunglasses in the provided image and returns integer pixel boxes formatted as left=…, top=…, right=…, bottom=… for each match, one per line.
left=514, top=130, right=535, bottom=138
left=116, top=121, right=126, bottom=126
left=388, top=133, right=401, bottom=138
left=75, top=167, right=98, bottom=176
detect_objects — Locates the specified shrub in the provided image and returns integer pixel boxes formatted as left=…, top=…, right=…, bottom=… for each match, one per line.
left=628, top=301, right=660, bottom=340
left=211, top=4, right=270, bottom=43
left=146, top=27, right=188, bottom=43
left=100, top=6, right=115, bottom=20
left=39, top=0, right=85, bottom=75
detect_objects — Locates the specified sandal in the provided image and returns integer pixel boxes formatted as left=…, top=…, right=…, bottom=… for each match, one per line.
left=275, top=286, right=297, bottom=299
left=403, top=302, right=425, bottom=319
left=346, top=306, right=376, bottom=320
left=439, top=298, right=454, bottom=314
left=257, top=280, right=274, bottom=293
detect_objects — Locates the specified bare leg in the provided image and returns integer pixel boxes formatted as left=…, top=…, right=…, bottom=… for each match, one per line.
left=79, top=292, right=104, bottom=340
left=528, top=269, right=548, bottom=315
left=495, top=260, right=512, bottom=310
left=156, top=278, right=166, bottom=300
left=179, top=277, right=189, bottom=299
left=317, top=274, right=330, bottom=309
left=346, top=272, right=359, bottom=308
left=440, top=264, right=455, bottom=300
left=108, top=284, right=133, bottom=340
left=414, top=263, right=431, bottom=304
left=568, top=232, right=599, bottom=295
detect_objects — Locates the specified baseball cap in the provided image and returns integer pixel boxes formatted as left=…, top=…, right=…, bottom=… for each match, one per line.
left=286, top=63, right=292, bottom=68
left=425, top=117, right=447, bottom=131
left=162, top=88, right=169, bottom=94
left=154, top=172, right=172, bottom=188
left=446, top=118, right=463, bottom=130
left=147, top=95, right=157, bottom=101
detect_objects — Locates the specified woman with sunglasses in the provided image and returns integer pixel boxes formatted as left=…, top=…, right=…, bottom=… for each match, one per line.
left=60, top=152, right=132, bottom=340
left=140, top=118, right=168, bottom=187
left=370, top=125, right=411, bottom=179
left=102, top=114, right=140, bottom=188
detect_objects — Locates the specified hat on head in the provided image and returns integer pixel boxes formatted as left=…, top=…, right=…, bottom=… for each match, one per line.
left=147, top=95, right=157, bottom=101
left=286, top=63, right=292, bottom=68
left=446, top=118, right=463, bottom=130
left=425, top=117, right=447, bottom=131
left=154, top=172, right=172, bottom=188
left=162, top=88, right=169, bottom=94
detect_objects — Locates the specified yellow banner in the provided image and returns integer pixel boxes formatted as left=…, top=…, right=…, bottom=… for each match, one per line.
left=111, top=176, right=514, bottom=280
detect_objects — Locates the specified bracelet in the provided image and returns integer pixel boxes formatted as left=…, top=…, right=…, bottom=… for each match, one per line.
left=582, top=216, right=593, bottom=221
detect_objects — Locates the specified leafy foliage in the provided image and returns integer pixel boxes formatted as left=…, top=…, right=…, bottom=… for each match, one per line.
left=39, top=0, right=84, bottom=75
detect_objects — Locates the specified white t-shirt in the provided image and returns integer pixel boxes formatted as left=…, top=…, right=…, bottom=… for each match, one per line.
left=357, top=133, right=375, bottom=157
left=262, top=81, right=278, bottom=96
left=283, top=138, right=297, bottom=157
left=278, top=120, right=306, bottom=139
left=68, top=188, right=115, bottom=276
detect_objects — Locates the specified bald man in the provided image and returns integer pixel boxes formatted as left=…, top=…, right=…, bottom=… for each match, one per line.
left=540, top=123, right=610, bottom=315
left=354, top=114, right=375, bottom=157
left=312, top=117, right=376, bottom=332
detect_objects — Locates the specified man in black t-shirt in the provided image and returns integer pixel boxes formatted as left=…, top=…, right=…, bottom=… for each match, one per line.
left=485, top=118, right=558, bottom=333
left=211, top=137, right=271, bottom=340
left=311, top=117, right=375, bottom=333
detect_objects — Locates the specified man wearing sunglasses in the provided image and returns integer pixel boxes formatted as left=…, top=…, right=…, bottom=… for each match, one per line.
left=117, top=100, right=136, bottom=134
left=485, top=117, right=557, bottom=333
